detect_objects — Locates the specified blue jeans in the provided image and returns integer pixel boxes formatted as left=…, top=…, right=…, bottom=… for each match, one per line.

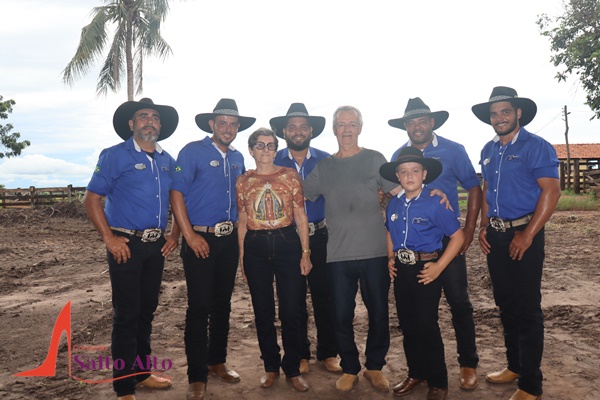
left=440, top=236, right=479, bottom=368
left=329, top=257, right=390, bottom=375
left=243, top=226, right=305, bottom=377
left=108, top=233, right=166, bottom=397
left=300, top=227, right=338, bottom=361
left=487, top=225, right=545, bottom=397
left=394, top=259, right=447, bottom=388
left=181, top=230, right=239, bottom=383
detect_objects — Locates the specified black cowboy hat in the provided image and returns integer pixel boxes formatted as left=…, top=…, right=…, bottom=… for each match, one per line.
left=379, top=146, right=443, bottom=185
left=269, top=103, right=326, bottom=139
left=195, top=98, right=256, bottom=133
left=388, top=97, right=449, bottom=131
left=113, top=98, right=179, bottom=141
left=471, top=86, right=537, bottom=126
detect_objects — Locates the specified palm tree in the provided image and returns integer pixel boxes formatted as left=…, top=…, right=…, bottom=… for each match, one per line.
left=62, top=0, right=173, bottom=100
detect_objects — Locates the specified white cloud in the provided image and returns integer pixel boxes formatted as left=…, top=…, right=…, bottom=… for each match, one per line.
left=0, top=154, right=92, bottom=188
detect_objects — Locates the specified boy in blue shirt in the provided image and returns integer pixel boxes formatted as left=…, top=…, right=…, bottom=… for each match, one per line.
left=380, top=147, right=464, bottom=400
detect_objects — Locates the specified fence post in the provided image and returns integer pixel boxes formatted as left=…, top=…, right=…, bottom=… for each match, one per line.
left=68, top=184, right=73, bottom=201
left=573, top=160, right=580, bottom=194
left=559, top=161, right=565, bottom=190
left=29, top=186, right=35, bottom=209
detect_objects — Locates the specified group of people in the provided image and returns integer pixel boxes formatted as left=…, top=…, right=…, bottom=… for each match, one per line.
left=84, top=86, right=560, bottom=400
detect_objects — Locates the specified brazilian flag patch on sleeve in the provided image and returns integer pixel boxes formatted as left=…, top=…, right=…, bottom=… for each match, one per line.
left=175, top=166, right=182, bottom=172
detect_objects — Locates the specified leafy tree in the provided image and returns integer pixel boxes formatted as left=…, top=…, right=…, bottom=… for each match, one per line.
left=62, top=0, right=173, bottom=100
left=0, top=96, right=31, bottom=159
left=537, top=0, right=600, bottom=119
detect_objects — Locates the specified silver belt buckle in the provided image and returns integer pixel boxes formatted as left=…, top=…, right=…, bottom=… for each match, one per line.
left=141, top=228, right=162, bottom=242
left=308, top=222, right=316, bottom=236
left=489, top=217, right=506, bottom=232
left=397, top=249, right=416, bottom=265
left=214, top=221, right=234, bottom=237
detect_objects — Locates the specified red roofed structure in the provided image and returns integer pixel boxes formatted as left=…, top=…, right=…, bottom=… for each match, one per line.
left=552, top=143, right=600, bottom=193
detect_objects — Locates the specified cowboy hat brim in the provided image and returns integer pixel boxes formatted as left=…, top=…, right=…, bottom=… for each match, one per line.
left=471, top=98, right=537, bottom=126
left=113, top=101, right=179, bottom=141
left=195, top=113, right=256, bottom=133
left=379, top=156, right=442, bottom=185
left=388, top=110, right=449, bottom=131
left=269, top=115, right=326, bottom=139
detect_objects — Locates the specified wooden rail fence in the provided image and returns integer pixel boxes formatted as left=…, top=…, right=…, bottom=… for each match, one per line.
left=0, top=185, right=86, bottom=208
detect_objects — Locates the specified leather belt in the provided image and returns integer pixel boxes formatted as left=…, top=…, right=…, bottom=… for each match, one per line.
left=489, top=214, right=533, bottom=232
left=308, top=219, right=327, bottom=236
left=193, top=221, right=238, bottom=237
left=110, top=227, right=163, bottom=242
left=396, top=249, right=440, bottom=265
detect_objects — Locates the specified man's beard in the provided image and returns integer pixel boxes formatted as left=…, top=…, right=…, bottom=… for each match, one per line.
left=286, top=137, right=311, bottom=151
left=493, top=119, right=518, bottom=137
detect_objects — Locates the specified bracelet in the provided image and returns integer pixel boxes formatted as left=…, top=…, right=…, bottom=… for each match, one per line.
left=302, top=249, right=311, bottom=255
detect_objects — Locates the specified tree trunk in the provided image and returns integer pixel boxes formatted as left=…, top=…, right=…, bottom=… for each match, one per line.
left=125, top=2, right=134, bottom=101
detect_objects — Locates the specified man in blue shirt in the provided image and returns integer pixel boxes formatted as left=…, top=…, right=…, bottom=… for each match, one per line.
left=389, top=97, right=482, bottom=394
left=170, top=98, right=255, bottom=400
left=270, top=103, right=341, bottom=375
left=473, top=87, right=560, bottom=400
left=84, top=98, right=180, bottom=400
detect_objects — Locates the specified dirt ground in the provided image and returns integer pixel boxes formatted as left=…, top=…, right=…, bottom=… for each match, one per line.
left=0, top=203, right=599, bottom=400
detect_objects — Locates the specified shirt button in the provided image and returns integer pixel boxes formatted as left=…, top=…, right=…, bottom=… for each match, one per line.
left=402, top=231, right=405, bottom=234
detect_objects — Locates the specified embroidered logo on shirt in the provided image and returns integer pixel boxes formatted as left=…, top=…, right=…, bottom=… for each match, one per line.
left=412, top=217, right=429, bottom=225
left=210, top=160, right=220, bottom=167
left=175, top=166, right=182, bottom=172
left=506, top=155, right=520, bottom=161
left=162, top=166, right=169, bottom=172
left=483, top=157, right=490, bottom=166
left=135, top=163, right=146, bottom=170
left=391, top=213, right=398, bottom=222
left=231, top=164, right=240, bottom=170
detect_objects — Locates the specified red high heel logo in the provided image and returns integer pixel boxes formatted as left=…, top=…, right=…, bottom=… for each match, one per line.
left=14, top=301, right=172, bottom=384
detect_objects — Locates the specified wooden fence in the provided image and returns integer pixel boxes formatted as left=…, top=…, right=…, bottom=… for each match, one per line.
left=0, top=185, right=86, bottom=209
left=559, top=160, right=600, bottom=194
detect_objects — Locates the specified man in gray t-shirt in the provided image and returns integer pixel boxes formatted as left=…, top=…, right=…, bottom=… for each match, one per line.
left=303, top=105, right=397, bottom=393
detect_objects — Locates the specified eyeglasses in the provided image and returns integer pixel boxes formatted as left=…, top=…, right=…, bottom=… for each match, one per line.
left=254, top=142, right=277, bottom=151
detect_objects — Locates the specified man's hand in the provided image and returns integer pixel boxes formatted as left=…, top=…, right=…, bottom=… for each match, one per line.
left=186, top=234, right=210, bottom=259
left=388, top=256, right=397, bottom=282
left=105, top=235, right=131, bottom=264
left=161, top=233, right=179, bottom=257
left=459, top=226, right=475, bottom=255
left=430, top=189, right=453, bottom=212
left=478, top=226, right=491, bottom=255
left=509, top=230, right=534, bottom=260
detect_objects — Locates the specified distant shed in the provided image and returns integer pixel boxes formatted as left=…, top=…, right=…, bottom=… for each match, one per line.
left=553, top=143, right=600, bottom=193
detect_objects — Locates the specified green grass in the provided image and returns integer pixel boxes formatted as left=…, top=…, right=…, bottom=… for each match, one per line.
left=458, top=190, right=600, bottom=212
left=555, top=190, right=600, bottom=211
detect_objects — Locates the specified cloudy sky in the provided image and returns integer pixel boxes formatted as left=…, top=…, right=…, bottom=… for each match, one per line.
left=1, top=0, right=598, bottom=189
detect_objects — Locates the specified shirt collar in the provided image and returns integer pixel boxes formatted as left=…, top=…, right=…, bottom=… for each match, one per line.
left=407, top=132, right=438, bottom=148
left=131, top=137, right=163, bottom=154
left=492, top=127, right=524, bottom=145
left=285, top=147, right=314, bottom=160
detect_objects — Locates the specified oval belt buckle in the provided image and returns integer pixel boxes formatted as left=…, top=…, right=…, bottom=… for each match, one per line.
left=490, top=217, right=506, bottom=232
left=397, top=249, right=416, bottom=265
left=141, top=228, right=162, bottom=242
left=214, top=221, right=234, bottom=237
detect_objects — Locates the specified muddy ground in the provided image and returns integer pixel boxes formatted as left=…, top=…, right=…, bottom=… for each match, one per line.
left=0, top=203, right=599, bottom=400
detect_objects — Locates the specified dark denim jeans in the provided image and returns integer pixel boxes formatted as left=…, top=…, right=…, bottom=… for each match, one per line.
left=243, top=226, right=305, bottom=377
left=329, top=257, right=390, bottom=375
left=394, top=259, right=447, bottom=388
left=487, top=226, right=545, bottom=397
left=181, top=230, right=239, bottom=384
left=440, top=235, right=479, bottom=368
left=300, top=227, right=338, bottom=361
left=108, top=233, right=166, bottom=397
